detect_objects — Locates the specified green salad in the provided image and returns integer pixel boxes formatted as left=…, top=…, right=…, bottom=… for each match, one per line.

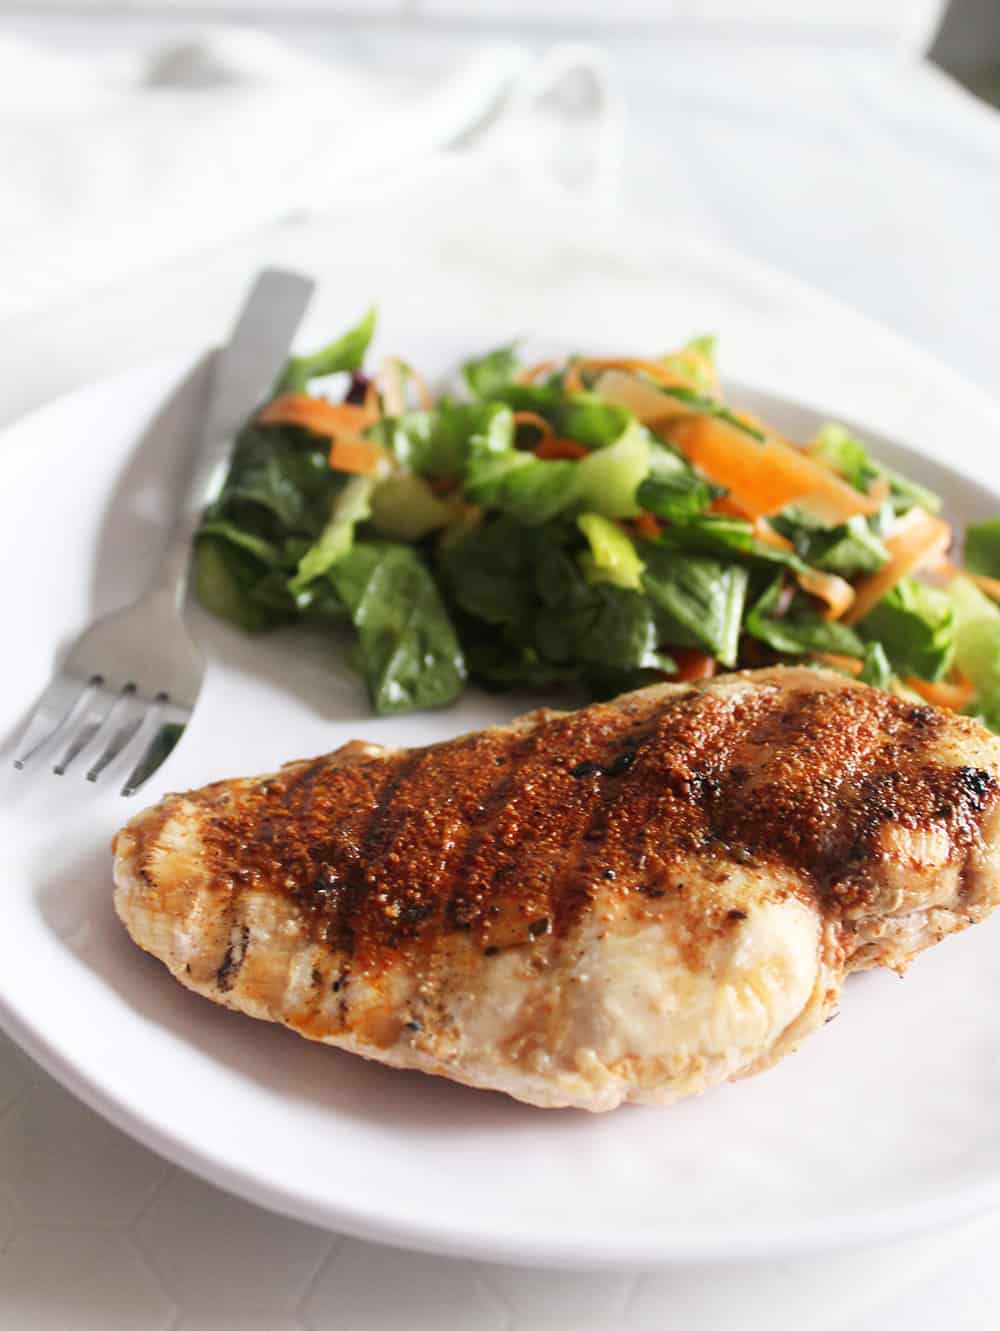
left=193, top=308, right=1000, bottom=730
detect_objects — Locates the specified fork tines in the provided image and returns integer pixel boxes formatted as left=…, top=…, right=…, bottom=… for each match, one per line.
left=14, top=674, right=188, bottom=797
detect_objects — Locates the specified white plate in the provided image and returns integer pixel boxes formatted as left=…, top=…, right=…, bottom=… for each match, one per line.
left=2, top=343, right=1000, bottom=1270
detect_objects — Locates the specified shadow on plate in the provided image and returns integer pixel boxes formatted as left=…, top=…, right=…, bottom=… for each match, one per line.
left=33, top=834, right=593, bottom=1138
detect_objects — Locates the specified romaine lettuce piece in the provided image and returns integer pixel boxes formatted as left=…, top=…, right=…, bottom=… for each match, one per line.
left=534, top=556, right=664, bottom=674
left=810, top=422, right=940, bottom=514
left=463, top=343, right=520, bottom=398
left=556, top=396, right=634, bottom=449
left=656, top=513, right=806, bottom=572
left=194, top=537, right=279, bottom=632
left=465, top=452, right=578, bottom=525
left=457, top=402, right=579, bottom=525
left=659, top=335, right=717, bottom=396
left=964, top=519, right=1000, bottom=579
left=948, top=576, right=1000, bottom=730
left=370, top=474, right=452, bottom=541
left=637, top=469, right=719, bottom=522
left=219, top=426, right=340, bottom=536
left=288, top=475, right=374, bottom=597
left=640, top=543, right=748, bottom=666
left=375, top=401, right=477, bottom=480
left=577, top=513, right=645, bottom=590
left=574, top=423, right=651, bottom=518
left=773, top=510, right=888, bottom=577
left=746, top=577, right=866, bottom=658
left=330, top=542, right=466, bottom=714
left=859, top=641, right=893, bottom=689
left=197, top=520, right=283, bottom=568
left=437, top=514, right=536, bottom=627
left=858, top=577, right=955, bottom=681
left=276, top=307, right=376, bottom=393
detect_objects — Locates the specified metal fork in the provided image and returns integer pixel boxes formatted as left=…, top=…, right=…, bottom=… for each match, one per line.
left=13, top=268, right=315, bottom=797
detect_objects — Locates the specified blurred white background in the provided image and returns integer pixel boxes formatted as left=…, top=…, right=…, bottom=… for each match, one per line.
left=3, top=0, right=998, bottom=395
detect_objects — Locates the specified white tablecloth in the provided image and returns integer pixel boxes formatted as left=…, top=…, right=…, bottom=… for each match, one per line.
left=3, top=16, right=1000, bottom=1331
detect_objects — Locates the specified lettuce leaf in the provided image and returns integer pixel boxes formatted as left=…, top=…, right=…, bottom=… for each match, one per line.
left=276, top=307, right=376, bottom=394
left=533, top=552, right=665, bottom=674
left=329, top=542, right=466, bottom=714
left=746, top=577, right=866, bottom=658
left=214, top=425, right=339, bottom=537
left=193, top=537, right=285, bottom=632
left=640, top=543, right=748, bottom=666
left=948, top=576, right=1000, bottom=731
left=577, top=513, right=645, bottom=589
left=370, top=474, right=452, bottom=541
left=773, top=510, right=888, bottom=577
left=288, top=475, right=374, bottom=597
left=659, top=335, right=717, bottom=395
left=859, top=641, right=894, bottom=689
left=637, top=468, right=720, bottom=522
left=491, top=384, right=634, bottom=450
left=964, top=519, right=1000, bottom=579
left=573, top=423, right=651, bottom=518
left=374, top=401, right=474, bottom=480
left=463, top=343, right=520, bottom=398
left=810, top=422, right=940, bottom=514
left=858, top=577, right=955, bottom=681
left=439, top=518, right=671, bottom=694
left=437, top=515, right=534, bottom=628
left=462, top=403, right=579, bottom=524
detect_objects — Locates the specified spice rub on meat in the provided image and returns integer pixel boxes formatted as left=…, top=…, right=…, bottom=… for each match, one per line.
left=113, top=666, right=1000, bottom=1111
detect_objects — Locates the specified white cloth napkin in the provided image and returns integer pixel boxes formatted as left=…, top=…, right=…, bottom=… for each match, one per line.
left=0, top=28, right=618, bottom=322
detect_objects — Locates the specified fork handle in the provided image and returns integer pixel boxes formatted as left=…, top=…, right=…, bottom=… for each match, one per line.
left=154, top=269, right=316, bottom=607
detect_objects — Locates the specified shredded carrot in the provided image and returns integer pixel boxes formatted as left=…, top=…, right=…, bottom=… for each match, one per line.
left=328, top=434, right=387, bottom=476
left=257, top=393, right=377, bottom=435
left=564, top=357, right=688, bottom=396
left=667, top=648, right=717, bottom=682
left=407, top=364, right=434, bottom=410
left=929, top=558, right=1000, bottom=602
left=633, top=511, right=662, bottom=539
left=796, top=566, right=856, bottom=620
left=667, top=415, right=880, bottom=523
left=935, top=562, right=1000, bottom=603
left=867, top=475, right=891, bottom=505
left=378, top=358, right=406, bottom=416
left=904, top=672, right=976, bottom=711
left=511, top=410, right=554, bottom=438
left=377, top=357, right=434, bottom=414
left=534, top=436, right=589, bottom=461
left=515, top=358, right=561, bottom=385
left=812, top=652, right=863, bottom=677
left=844, top=508, right=953, bottom=625
left=971, top=572, right=1000, bottom=602
left=362, top=377, right=380, bottom=418
left=709, top=496, right=748, bottom=519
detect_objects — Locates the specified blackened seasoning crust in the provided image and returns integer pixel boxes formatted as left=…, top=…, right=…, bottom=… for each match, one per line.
left=159, top=667, right=1000, bottom=971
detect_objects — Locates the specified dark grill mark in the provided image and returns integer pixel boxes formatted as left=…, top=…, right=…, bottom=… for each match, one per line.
left=957, top=766, right=996, bottom=811
left=569, top=750, right=636, bottom=779
left=216, top=926, right=249, bottom=993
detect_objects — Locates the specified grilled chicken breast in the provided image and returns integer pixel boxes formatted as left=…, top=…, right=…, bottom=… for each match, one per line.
left=113, top=667, right=1000, bottom=1111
